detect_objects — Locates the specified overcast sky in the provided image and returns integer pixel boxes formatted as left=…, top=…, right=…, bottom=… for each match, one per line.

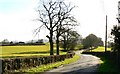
left=0, top=0, right=119, bottom=42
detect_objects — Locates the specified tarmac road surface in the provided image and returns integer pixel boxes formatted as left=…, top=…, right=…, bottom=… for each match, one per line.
left=44, top=51, right=100, bottom=74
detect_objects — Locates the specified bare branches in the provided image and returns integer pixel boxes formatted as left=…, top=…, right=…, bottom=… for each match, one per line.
left=37, top=0, right=77, bottom=31
left=33, top=24, right=44, bottom=38
left=35, top=0, right=78, bottom=55
left=117, top=18, right=120, bottom=23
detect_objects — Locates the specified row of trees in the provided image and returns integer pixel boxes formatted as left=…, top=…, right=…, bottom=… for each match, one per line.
left=2, top=0, right=104, bottom=56
left=35, top=0, right=79, bottom=55
left=0, top=39, right=44, bottom=46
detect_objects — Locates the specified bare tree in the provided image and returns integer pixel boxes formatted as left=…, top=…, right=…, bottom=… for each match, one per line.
left=35, top=0, right=78, bottom=55
left=36, top=0, right=63, bottom=55
left=56, top=20, right=78, bottom=55
left=54, top=2, right=78, bottom=55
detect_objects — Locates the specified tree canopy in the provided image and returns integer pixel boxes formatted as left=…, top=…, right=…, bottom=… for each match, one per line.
left=111, top=25, right=120, bottom=53
left=82, top=34, right=103, bottom=49
left=60, top=30, right=82, bottom=51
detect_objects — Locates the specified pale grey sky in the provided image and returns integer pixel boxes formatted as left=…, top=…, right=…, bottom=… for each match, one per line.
left=0, top=0, right=119, bottom=42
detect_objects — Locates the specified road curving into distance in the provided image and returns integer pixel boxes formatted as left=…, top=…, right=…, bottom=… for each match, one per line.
left=44, top=50, right=100, bottom=74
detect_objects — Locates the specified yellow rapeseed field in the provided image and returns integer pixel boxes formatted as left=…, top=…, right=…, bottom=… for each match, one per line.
left=0, top=44, right=66, bottom=58
left=92, top=47, right=111, bottom=52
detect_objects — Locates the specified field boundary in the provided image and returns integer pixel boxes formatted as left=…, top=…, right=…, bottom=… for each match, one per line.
left=1, top=52, right=75, bottom=73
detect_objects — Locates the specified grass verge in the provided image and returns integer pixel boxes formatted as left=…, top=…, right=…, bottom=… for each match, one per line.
left=17, top=54, right=80, bottom=72
left=98, top=56, right=118, bottom=72
left=83, top=47, right=119, bottom=72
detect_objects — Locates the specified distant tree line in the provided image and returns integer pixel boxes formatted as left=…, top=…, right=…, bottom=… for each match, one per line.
left=0, top=39, right=45, bottom=46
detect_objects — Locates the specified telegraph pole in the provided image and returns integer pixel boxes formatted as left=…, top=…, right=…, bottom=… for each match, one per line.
left=105, top=15, right=107, bottom=52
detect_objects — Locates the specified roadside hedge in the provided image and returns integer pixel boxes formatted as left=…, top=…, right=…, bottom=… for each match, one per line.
left=1, top=52, right=75, bottom=73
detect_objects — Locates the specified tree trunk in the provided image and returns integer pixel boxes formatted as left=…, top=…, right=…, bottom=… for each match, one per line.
left=56, top=34, right=59, bottom=55
left=63, top=36, right=67, bottom=51
left=66, top=33, right=69, bottom=51
left=50, top=31, right=54, bottom=55
left=56, top=26, right=60, bottom=55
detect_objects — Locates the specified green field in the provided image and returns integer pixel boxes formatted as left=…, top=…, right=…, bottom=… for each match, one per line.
left=0, top=44, right=66, bottom=58
left=92, top=46, right=111, bottom=52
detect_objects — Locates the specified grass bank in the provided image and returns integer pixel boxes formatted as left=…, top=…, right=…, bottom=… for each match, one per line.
left=83, top=47, right=119, bottom=72
left=17, top=54, right=80, bottom=72
left=98, top=55, right=118, bottom=72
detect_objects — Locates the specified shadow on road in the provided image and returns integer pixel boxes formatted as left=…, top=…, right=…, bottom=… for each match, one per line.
left=82, top=51, right=119, bottom=73
left=63, top=64, right=99, bottom=74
